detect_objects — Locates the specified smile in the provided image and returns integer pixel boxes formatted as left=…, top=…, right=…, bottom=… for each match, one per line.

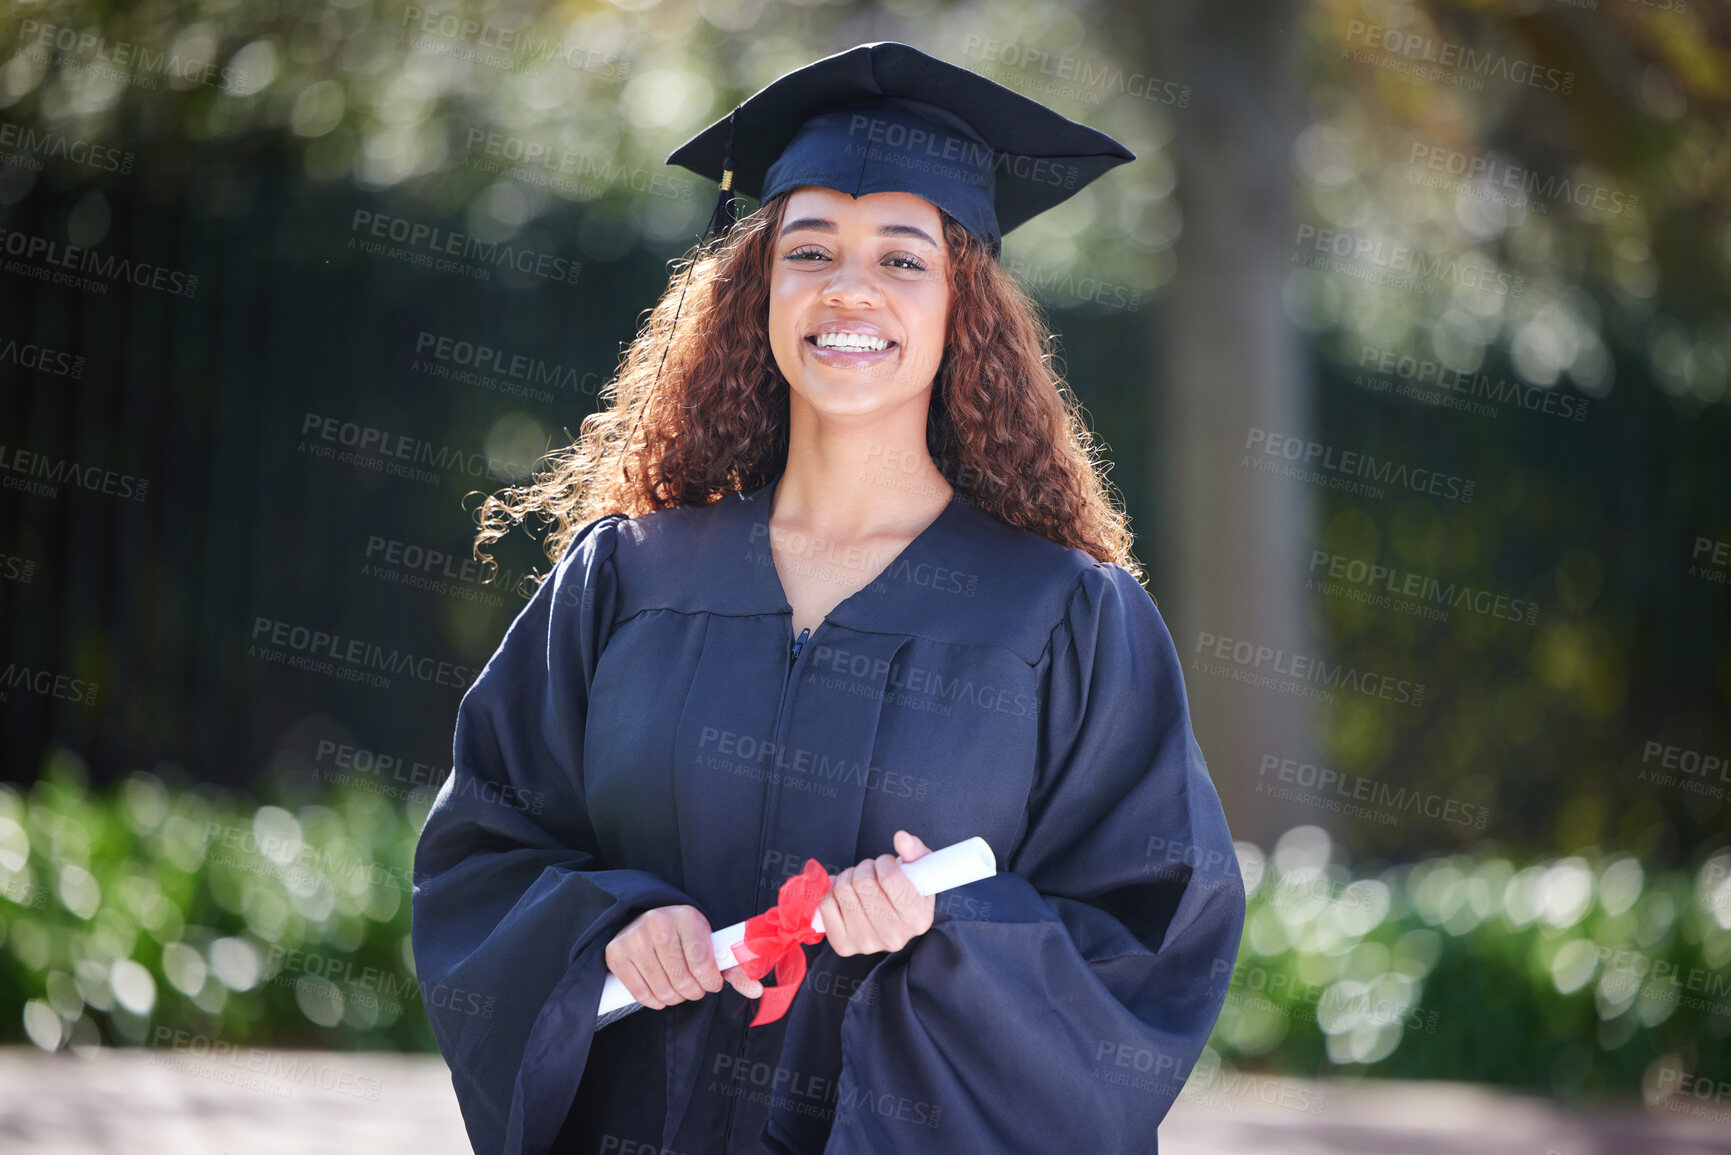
left=808, top=332, right=895, bottom=352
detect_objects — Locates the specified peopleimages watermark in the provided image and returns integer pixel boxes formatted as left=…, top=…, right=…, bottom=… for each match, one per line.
left=1242, top=428, right=1474, bottom=504
left=1638, top=739, right=1731, bottom=803
left=960, top=36, right=1190, bottom=108
left=248, top=616, right=479, bottom=692
left=1403, top=143, right=1638, bottom=219
left=745, top=529, right=979, bottom=599
left=1092, top=1038, right=1327, bottom=1117
left=310, top=737, right=545, bottom=814
left=148, top=1027, right=383, bottom=1100
left=1597, top=947, right=1731, bottom=1017
left=0, top=225, right=198, bottom=298
left=347, top=210, right=580, bottom=286
left=262, top=944, right=496, bottom=1020
left=0, top=551, right=36, bottom=583
left=1005, top=257, right=1145, bottom=311
left=1308, top=548, right=1538, bottom=626
left=461, top=129, right=694, bottom=202
left=0, top=443, right=149, bottom=502
left=1355, top=344, right=1588, bottom=423
left=843, top=112, right=1080, bottom=192
left=1, top=868, right=50, bottom=909
left=856, top=441, right=999, bottom=505
left=756, top=848, right=994, bottom=936
left=694, top=728, right=932, bottom=802
left=708, top=1054, right=944, bottom=1130
left=1292, top=224, right=1524, bottom=298
left=1224, top=960, right=1441, bottom=1035
left=1652, top=1066, right=1731, bottom=1126
left=0, top=333, right=84, bottom=380
left=206, top=826, right=414, bottom=898
left=411, top=329, right=587, bottom=405
left=1255, top=869, right=1383, bottom=914
left=1341, top=21, right=1575, bottom=95
left=802, top=645, right=1036, bottom=722
left=0, top=662, right=99, bottom=708
left=361, top=534, right=521, bottom=607
left=1257, top=753, right=1490, bottom=829
left=398, top=8, right=628, bottom=78
left=17, top=21, right=248, bottom=92
left=1192, top=631, right=1427, bottom=707
left=0, top=119, right=135, bottom=176
left=1689, top=536, right=1729, bottom=587
left=312, top=737, right=443, bottom=797
left=600, top=1137, right=686, bottom=1155
left=1143, top=836, right=1245, bottom=892
left=297, top=411, right=537, bottom=487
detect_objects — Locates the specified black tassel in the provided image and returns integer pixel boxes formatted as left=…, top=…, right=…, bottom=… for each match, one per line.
left=621, top=109, right=741, bottom=490
left=700, top=110, right=741, bottom=249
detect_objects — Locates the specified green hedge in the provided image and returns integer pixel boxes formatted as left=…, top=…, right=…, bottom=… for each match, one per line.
left=0, top=757, right=431, bottom=1053
left=1202, top=831, right=1731, bottom=1100
left=2, top=758, right=1727, bottom=1103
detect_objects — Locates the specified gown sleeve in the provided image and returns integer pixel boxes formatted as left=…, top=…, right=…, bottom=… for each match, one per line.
left=410, top=514, right=700, bottom=1155
left=822, top=562, right=1246, bottom=1154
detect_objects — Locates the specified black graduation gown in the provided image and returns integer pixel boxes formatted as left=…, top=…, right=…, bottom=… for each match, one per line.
left=410, top=475, right=1246, bottom=1155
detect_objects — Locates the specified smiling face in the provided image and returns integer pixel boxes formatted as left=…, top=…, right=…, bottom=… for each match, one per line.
left=768, top=186, right=952, bottom=422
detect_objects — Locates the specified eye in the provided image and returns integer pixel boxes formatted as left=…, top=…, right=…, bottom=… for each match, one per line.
left=785, top=245, right=828, bottom=262
left=885, top=254, right=929, bottom=271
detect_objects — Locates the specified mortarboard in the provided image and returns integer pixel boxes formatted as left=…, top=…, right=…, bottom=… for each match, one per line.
left=666, top=41, right=1136, bottom=256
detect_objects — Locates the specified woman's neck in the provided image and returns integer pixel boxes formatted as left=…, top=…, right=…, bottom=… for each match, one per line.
left=773, top=420, right=953, bottom=541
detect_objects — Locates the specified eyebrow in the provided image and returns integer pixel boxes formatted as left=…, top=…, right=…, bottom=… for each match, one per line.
left=778, top=217, right=940, bottom=248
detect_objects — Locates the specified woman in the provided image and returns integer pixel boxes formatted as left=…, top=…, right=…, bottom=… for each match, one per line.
left=412, top=42, right=1244, bottom=1155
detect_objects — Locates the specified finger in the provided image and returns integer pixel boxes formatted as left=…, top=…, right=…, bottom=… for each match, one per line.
left=819, top=871, right=857, bottom=956
left=894, top=830, right=932, bottom=861
left=817, top=891, right=850, bottom=956
left=878, top=853, right=935, bottom=933
left=630, top=942, right=682, bottom=1007
left=606, top=927, right=668, bottom=1010
left=612, top=954, right=667, bottom=1011
left=680, top=917, right=724, bottom=995
left=878, top=854, right=932, bottom=916
left=841, top=861, right=882, bottom=936
left=850, top=858, right=902, bottom=950
left=866, top=857, right=916, bottom=946
left=855, top=857, right=894, bottom=916
left=832, top=862, right=871, bottom=921
left=650, top=914, right=707, bottom=1001
left=831, top=864, right=884, bottom=954
left=637, top=913, right=692, bottom=1004
left=871, top=853, right=918, bottom=914
left=722, top=964, right=764, bottom=999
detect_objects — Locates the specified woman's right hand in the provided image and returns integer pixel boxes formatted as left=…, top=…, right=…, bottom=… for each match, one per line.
left=604, top=904, right=764, bottom=1010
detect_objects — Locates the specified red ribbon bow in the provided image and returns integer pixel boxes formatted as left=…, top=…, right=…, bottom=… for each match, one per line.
left=728, top=858, right=831, bottom=1026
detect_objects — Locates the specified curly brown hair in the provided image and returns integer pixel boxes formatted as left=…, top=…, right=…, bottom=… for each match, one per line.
left=470, top=189, right=1140, bottom=590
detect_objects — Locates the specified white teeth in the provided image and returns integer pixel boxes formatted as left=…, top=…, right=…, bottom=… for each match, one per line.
left=813, top=332, right=890, bottom=351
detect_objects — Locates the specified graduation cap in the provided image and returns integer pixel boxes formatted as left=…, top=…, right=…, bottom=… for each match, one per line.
left=666, top=41, right=1136, bottom=256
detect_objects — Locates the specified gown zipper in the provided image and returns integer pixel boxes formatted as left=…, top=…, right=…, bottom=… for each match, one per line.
left=722, top=618, right=817, bottom=1152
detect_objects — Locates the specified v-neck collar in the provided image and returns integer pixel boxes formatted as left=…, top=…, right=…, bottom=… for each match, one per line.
left=735, top=473, right=965, bottom=630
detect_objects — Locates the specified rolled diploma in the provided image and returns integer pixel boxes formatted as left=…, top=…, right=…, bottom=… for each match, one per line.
left=595, top=835, right=997, bottom=1020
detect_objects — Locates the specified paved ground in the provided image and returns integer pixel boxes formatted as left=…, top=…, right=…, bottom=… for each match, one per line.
left=1162, top=1075, right=1731, bottom=1155
left=0, top=1048, right=1727, bottom=1154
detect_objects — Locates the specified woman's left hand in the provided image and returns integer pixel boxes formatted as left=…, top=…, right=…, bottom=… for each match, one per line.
left=819, top=830, right=936, bottom=957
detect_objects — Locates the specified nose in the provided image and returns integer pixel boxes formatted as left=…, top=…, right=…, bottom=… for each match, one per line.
left=821, top=255, right=882, bottom=308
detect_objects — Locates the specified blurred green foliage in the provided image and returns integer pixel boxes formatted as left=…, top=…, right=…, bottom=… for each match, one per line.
left=1209, top=828, right=1731, bottom=1103
left=3, top=756, right=1727, bottom=1108
left=0, top=753, right=432, bottom=1053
